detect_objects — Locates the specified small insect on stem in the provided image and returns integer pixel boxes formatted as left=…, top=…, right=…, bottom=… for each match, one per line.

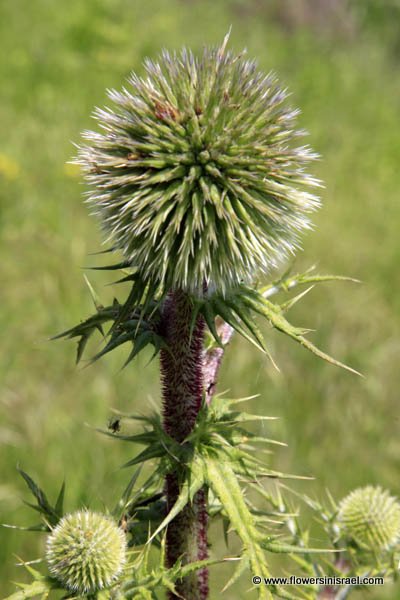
left=108, top=417, right=121, bottom=434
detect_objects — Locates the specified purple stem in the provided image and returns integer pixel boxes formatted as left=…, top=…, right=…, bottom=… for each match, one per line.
left=160, top=290, right=207, bottom=600
left=160, top=292, right=233, bottom=600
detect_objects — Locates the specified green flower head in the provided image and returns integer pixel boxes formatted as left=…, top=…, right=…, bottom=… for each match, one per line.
left=337, top=486, right=400, bottom=552
left=77, top=35, right=320, bottom=295
left=46, top=510, right=126, bottom=594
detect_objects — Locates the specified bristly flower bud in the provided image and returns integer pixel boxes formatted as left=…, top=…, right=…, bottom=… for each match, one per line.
left=77, top=34, right=320, bottom=295
left=46, top=510, right=126, bottom=594
left=337, top=486, right=400, bottom=552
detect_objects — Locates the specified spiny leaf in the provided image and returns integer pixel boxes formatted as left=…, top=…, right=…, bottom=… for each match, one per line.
left=261, top=265, right=360, bottom=298
left=2, top=523, right=48, bottom=532
left=205, top=457, right=273, bottom=599
left=114, top=466, right=143, bottom=515
left=148, top=454, right=205, bottom=543
left=176, top=557, right=224, bottom=579
left=241, top=287, right=361, bottom=376
left=83, top=274, right=103, bottom=311
left=122, top=443, right=166, bottom=468
left=202, top=301, right=223, bottom=345
left=17, top=469, right=58, bottom=525
left=211, top=296, right=266, bottom=354
left=3, top=581, right=52, bottom=600
left=55, top=277, right=165, bottom=367
left=221, top=556, right=249, bottom=592
left=84, top=259, right=132, bottom=271
left=54, top=481, right=65, bottom=518
left=279, top=286, right=314, bottom=313
left=76, top=334, right=90, bottom=364
left=201, top=281, right=360, bottom=374
left=261, top=539, right=337, bottom=554
left=223, top=294, right=279, bottom=368
left=3, top=561, right=58, bottom=599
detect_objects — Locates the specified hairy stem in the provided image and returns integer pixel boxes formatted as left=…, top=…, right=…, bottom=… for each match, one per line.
left=160, top=290, right=208, bottom=600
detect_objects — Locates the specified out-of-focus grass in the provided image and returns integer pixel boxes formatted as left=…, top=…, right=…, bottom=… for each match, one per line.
left=0, top=1, right=399, bottom=597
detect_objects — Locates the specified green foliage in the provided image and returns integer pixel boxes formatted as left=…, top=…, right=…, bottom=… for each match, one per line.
left=99, top=395, right=328, bottom=599
left=2, top=564, right=59, bottom=600
left=193, top=269, right=360, bottom=374
left=53, top=277, right=167, bottom=368
left=119, top=536, right=222, bottom=600
left=9, top=410, right=400, bottom=600
left=54, top=264, right=360, bottom=380
left=3, top=469, right=65, bottom=532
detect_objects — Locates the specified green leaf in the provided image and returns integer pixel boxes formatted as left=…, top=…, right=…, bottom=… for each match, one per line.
left=261, top=539, right=337, bottom=554
left=211, top=297, right=266, bottom=354
left=241, top=288, right=362, bottom=376
left=3, top=581, right=51, bottom=600
left=85, top=259, right=132, bottom=271
left=54, top=481, right=65, bottom=518
left=148, top=454, right=205, bottom=543
left=205, top=457, right=273, bottom=599
left=17, top=469, right=58, bottom=526
left=260, top=265, right=360, bottom=299
left=178, top=557, right=223, bottom=579
left=122, top=443, right=166, bottom=468
left=83, top=274, right=103, bottom=311
left=223, top=295, right=279, bottom=371
left=54, top=276, right=165, bottom=367
left=221, top=556, right=249, bottom=593
left=3, top=563, right=58, bottom=599
left=114, top=466, right=143, bottom=514
left=202, top=301, right=223, bottom=346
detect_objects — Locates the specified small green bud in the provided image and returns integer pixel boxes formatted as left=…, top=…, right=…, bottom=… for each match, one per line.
left=46, top=510, right=126, bottom=594
left=77, top=36, right=320, bottom=295
left=337, top=486, right=400, bottom=552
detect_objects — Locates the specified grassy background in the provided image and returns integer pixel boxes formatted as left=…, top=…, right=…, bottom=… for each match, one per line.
left=1, top=0, right=399, bottom=597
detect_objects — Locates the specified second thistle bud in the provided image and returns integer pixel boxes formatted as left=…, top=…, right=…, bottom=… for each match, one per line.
left=337, top=486, right=400, bottom=553
left=46, top=510, right=126, bottom=594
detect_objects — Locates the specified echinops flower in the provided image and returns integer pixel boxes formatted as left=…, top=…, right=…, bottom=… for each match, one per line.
left=77, top=36, right=320, bottom=295
left=337, top=486, right=400, bottom=552
left=46, top=510, right=126, bottom=593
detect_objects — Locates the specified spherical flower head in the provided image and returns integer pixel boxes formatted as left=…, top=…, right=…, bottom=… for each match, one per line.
left=46, top=510, right=126, bottom=594
left=337, top=486, right=400, bottom=552
left=77, top=36, right=320, bottom=295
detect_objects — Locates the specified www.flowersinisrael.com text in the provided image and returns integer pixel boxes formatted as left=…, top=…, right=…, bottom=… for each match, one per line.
left=252, top=575, right=384, bottom=586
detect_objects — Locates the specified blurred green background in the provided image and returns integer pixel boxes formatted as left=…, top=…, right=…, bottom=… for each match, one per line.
left=1, top=0, right=399, bottom=597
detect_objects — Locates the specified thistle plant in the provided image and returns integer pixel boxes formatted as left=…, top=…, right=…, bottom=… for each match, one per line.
left=76, top=33, right=324, bottom=599
left=5, top=35, right=379, bottom=600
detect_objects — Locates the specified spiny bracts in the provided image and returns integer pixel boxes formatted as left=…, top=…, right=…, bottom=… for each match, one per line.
left=337, top=486, right=400, bottom=552
left=46, top=510, right=126, bottom=593
left=77, top=35, right=320, bottom=295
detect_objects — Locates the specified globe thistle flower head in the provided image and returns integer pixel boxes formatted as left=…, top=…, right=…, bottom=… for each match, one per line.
left=46, top=510, right=126, bottom=593
left=77, top=35, right=321, bottom=295
left=337, top=486, right=400, bottom=552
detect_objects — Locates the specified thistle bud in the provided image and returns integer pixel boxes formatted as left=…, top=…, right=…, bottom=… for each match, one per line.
left=77, top=36, right=320, bottom=295
left=337, top=486, right=400, bottom=552
left=46, top=510, right=126, bottom=594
